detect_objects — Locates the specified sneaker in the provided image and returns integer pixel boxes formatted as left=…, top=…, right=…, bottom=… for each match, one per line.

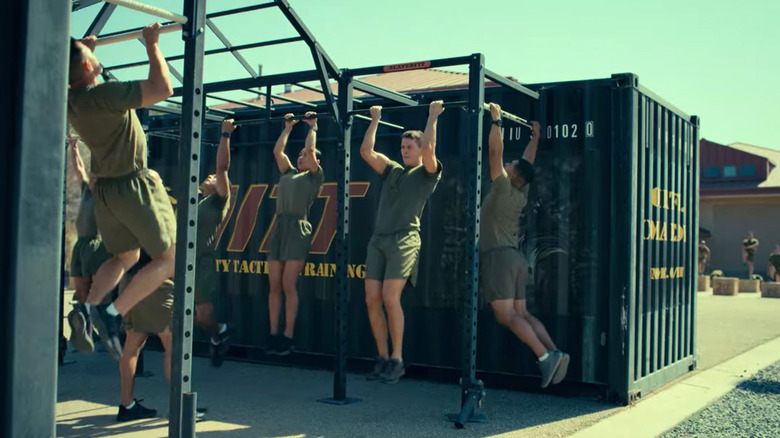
left=538, top=350, right=563, bottom=388
left=116, top=399, right=157, bottom=422
left=366, top=356, right=389, bottom=381
left=67, top=307, right=94, bottom=353
left=274, top=336, right=294, bottom=356
left=264, top=334, right=281, bottom=355
left=380, top=359, right=405, bottom=384
left=552, top=351, right=570, bottom=385
left=209, top=327, right=230, bottom=368
left=91, top=304, right=123, bottom=361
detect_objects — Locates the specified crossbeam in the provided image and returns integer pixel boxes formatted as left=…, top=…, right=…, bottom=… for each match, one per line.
left=103, top=0, right=187, bottom=24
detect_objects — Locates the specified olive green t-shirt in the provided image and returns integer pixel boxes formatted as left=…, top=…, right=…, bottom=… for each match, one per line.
left=197, top=192, right=230, bottom=256
left=275, top=166, right=324, bottom=219
left=769, top=254, right=780, bottom=272
left=75, top=183, right=99, bottom=238
left=480, top=172, right=530, bottom=253
left=67, top=81, right=146, bottom=178
left=373, top=160, right=442, bottom=235
left=744, top=238, right=759, bottom=256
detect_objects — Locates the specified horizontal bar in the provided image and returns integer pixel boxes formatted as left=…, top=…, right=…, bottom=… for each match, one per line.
left=206, top=106, right=234, bottom=116
left=207, top=94, right=270, bottom=111
left=206, top=2, right=277, bottom=19
left=104, top=37, right=304, bottom=70
left=484, top=68, right=539, bottom=100
left=95, top=22, right=181, bottom=46
left=148, top=131, right=219, bottom=146
left=348, top=100, right=467, bottom=117
left=292, top=82, right=362, bottom=103
left=147, top=104, right=222, bottom=122
left=345, top=55, right=473, bottom=77
left=233, top=113, right=333, bottom=127
left=173, top=70, right=325, bottom=97
left=352, top=80, right=418, bottom=107
left=482, top=103, right=531, bottom=128
left=103, top=0, right=187, bottom=24
left=241, top=89, right=317, bottom=108
left=353, top=114, right=404, bottom=130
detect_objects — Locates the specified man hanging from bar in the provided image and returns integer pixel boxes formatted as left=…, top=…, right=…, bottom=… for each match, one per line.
left=194, top=119, right=235, bottom=367
left=67, top=23, right=176, bottom=360
left=742, top=232, right=759, bottom=279
left=66, top=135, right=112, bottom=354
left=767, top=244, right=780, bottom=282
left=480, top=103, right=568, bottom=388
left=266, top=112, right=324, bottom=355
left=360, top=102, right=444, bottom=384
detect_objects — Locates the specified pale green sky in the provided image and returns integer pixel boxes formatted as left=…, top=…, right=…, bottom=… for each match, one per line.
left=72, top=0, right=780, bottom=149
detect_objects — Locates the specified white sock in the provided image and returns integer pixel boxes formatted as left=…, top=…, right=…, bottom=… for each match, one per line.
left=84, top=304, right=93, bottom=316
left=125, top=400, right=136, bottom=409
left=106, top=303, right=119, bottom=317
left=538, top=351, right=550, bottom=362
left=218, top=324, right=227, bottom=335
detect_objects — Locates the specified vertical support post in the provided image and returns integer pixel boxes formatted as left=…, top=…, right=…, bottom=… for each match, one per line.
left=319, top=71, right=358, bottom=405
left=169, top=0, right=206, bottom=437
left=1, top=0, right=69, bottom=436
left=451, top=53, right=486, bottom=428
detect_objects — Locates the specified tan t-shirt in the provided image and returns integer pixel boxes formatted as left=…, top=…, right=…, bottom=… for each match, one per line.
left=373, top=160, right=442, bottom=235
left=276, top=166, right=324, bottom=219
left=480, top=172, right=529, bottom=253
left=67, top=81, right=146, bottom=178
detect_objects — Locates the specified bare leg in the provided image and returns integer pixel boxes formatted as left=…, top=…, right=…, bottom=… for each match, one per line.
left=158, top=328, right=173, bottom=383
left=748, top=261, right=755, bottom=278
left=87, top=250, right=140, bottom=305
left=381, top=279, right=407, bottom=361
left=268, top=260, right=284, bottom=336
left=119, top=330, right=148, bottom=407
left=365, top=279, right=388, bottom=359
left=72, top=276, right=90, bottom=304
left=112, top=245, right=176, bottom=315
left=514, top=299, right=557, bottom=351
left=491, top=299, right=547, bottom=358
left=281, top=260, right=305, bottom=339
left=195, top=303, right=220, bottom=341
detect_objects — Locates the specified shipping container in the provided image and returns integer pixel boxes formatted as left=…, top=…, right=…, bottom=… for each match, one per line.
left=145, top=72, right=699, bottom=403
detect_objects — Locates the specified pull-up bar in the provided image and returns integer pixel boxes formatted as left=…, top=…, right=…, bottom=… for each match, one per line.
left=348, top=101, right=531, bottom=128
left=103, top=0, right=188, bottom=24
left=95, top=22, right=181, bottom=46
left=482, top=103, right=532, bottom=128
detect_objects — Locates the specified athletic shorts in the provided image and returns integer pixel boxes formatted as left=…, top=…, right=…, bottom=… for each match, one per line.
left=195, top=255, right=219, bottom=305
left=94, top=168, right=176, bottom=257
left=365, top=230, right=421, bottom=286
left=70, top=237, right=111, bottom=277
left=123, top=279, right=174, bottom=334
left=268, top=215, right=313, bottom=261
left=480, top=247, right=529, bottom=302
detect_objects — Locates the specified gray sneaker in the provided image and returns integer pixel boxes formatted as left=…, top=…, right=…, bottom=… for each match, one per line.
left=67, top=307, right=94, bottom=353
left=538, top=350, right=563, bottom=388
left=380, top=359, right=405, bottom=384
left=552, top=351, right=570, bottom=385
left=366, top=356, right=389, bottom=381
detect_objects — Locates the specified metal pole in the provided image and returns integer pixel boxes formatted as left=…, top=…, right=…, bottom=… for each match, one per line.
left=480, top=103, right=532, bottom=129
left=103, top=0, right=188, bottom=24
left=95, top=23, right=181, bottom=46
left=169, top=0, right=206, bottom=436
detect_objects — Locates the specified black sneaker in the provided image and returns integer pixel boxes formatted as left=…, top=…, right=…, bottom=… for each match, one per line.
left=67, top=307, right=94, bottom=353
left=274, top=336, right=294, bottom=356
left=366, top=356, right=389, bottom=381
left=264, top=334, right=281, bottom=355
left=209, top=327, right=230, bottom=368
left=116, top=399, right=157, bottom=422
left=91, top=304, right=123, bottom=361
left=380, top=359, right=405, bottom=384
left=552, top=351, right=570, bottom=385
left=538, top=350, right=563, bottom=388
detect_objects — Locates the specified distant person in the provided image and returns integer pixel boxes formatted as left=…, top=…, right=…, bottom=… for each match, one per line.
left=768, top=245, right=780, bottom=282
left=479, top=103, right=568, bottom=388
left=742, top=232, right=759, bottom=279
left=698, top=240, right=710, bottom=275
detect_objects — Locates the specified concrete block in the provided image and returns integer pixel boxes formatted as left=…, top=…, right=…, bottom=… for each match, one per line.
left=761, top=282, right=780, bottom=298
left=712, top=277, right=739, bottom=296
left=697, top=276, right=711, bottom=292
left=738, top=279, right=761, bottom=293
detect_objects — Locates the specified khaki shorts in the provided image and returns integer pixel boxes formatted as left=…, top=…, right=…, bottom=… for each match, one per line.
left=480, top=247, right=529, bottom=302
left=123, top=279, right=174, bottom=334
left=70, top=237, right=111, bottom=277
left=365, top=231, right=421, bottom=286
left=195, top=255, right=219, bottom=305
left=94, top=168, right=176, bottom=257
left=268, top=215, right=313, bottom=261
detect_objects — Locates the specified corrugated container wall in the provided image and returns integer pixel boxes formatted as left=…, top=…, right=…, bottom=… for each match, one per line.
left=145, top=73, right=698, bottom=403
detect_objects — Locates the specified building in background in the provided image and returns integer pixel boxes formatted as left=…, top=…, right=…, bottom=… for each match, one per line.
left=700, top=139, right=780, bottom=278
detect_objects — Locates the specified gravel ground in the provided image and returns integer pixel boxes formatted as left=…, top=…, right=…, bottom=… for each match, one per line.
left=662, top=361, right=780, bottom=438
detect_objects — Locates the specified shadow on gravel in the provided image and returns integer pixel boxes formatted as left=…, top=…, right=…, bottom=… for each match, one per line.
left=737, top=377, right=780, bottom=395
